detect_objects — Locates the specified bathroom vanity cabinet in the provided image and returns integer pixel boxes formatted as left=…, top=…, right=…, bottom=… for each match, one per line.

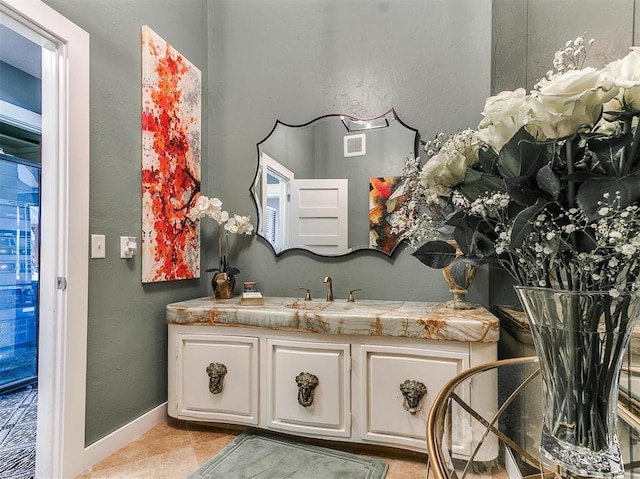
left=167, top=296, right=499, bottom=455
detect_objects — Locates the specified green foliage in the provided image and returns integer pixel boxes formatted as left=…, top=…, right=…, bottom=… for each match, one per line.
left=411, top=240, right=457, bottom=269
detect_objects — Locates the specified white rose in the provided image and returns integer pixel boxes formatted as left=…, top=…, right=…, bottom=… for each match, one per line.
left=419, top=151, right=464, bottom=195
left=418, top=131, right=479, bottom=196
left=532, top=67, right=618, bottom=138
left=477, top=88, right=536, bottom=151
left=601, top=47, right=640, bottom=111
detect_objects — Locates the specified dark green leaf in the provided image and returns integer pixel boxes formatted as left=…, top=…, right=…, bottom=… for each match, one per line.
left=459, top=169, right=506, bottom=202
left=576, top=174, right=640, bottom=220
left=473, top=230, right=496, bottom=258
left=227, top=266, right=240, bottom=275
left=505, top=176, right=542, bottom=206
left=587, top=132, right=632, bottom=175
left=509, top=199, right=550, bottom=249
left=477, top=145, right=497, bottom=172
left=412, top=240, right=457, bottom=269
left=496, top=127, right=551, bottom=179
left=536, top=162, right=562, bottom=199
left=564, top=171, right=615, bottom=182
left=452, top=223, right=474, bottom=257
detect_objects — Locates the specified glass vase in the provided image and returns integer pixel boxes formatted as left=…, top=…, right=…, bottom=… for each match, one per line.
left=515, top=286, right=640, bottom=478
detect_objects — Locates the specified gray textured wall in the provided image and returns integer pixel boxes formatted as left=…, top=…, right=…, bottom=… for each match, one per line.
left=492, top=0, right=639, bottom=94
left=208, top=0, right=492, bottom=303
left=42, top=0, right=208, bottom=446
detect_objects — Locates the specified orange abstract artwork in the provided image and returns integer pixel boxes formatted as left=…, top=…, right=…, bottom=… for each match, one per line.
left=141, top=26, right=201, bottom=282
left=369, top=176, right=407, bottom=254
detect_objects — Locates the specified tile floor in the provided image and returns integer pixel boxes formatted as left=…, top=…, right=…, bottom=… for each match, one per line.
left=0, top=345, right=37, bottom=393
left=77, top=418, right=429, bottom=479
left=0, top=386, right=37, bottom=479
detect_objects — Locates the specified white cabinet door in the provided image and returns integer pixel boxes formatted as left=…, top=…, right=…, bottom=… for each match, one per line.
left=360, top=344, right=470, bottom=453
left=176, top=334, right=259, bottom=425
left=267, top=338, right=351, bottom=437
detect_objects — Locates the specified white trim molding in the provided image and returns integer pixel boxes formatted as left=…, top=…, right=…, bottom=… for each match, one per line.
left=82, top=403, right=168, bottom=472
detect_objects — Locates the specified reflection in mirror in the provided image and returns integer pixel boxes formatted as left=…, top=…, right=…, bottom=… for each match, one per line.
left=251, top=109, right=418, bottom=257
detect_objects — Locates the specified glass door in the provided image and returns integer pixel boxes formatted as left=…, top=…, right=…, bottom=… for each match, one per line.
left=0, top=6, right=42, bottom=396
left=0, top=153, right=40, bottom=393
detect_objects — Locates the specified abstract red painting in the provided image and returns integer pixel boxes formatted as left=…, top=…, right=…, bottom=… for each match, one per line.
left=141, top=26, right=201, bottom=282
left=369, top=176, right=407, bottom=254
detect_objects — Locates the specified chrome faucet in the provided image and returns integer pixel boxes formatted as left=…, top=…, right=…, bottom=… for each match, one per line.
left=347, top=289, right=361, bottom=302
left=323, top=276, right=333, bottom=301
left=298, top=287, right=312, bottom=301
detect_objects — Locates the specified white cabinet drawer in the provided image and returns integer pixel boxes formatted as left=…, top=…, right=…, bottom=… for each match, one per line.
left=267, top=338, right=350, bottom=438
left=360, top=344, right=469, bottom=451
left=176, top=334, right=259, bottom=425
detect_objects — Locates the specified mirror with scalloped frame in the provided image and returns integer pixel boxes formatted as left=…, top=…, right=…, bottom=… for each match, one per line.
left=250, top=109, right=418, bottom=257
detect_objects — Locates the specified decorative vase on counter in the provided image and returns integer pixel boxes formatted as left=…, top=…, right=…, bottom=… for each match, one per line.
left=212, top=272, right=236, bottom=299
left=515, top=286, right=640, bottom=478
left=442, top=240, right=477, bottom=310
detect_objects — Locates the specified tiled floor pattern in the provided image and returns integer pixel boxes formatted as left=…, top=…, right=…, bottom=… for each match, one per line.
left=0, top=345, right=37, bottom=392
left=77, top=418, right=429, bottom=478
left=0, top=386, right=36, bottom=479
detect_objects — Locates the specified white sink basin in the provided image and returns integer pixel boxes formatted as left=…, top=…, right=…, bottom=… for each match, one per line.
left=285, top=300, right=357, bottom=312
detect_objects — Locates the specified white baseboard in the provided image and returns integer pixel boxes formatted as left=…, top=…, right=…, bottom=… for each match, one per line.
left=81, top=402, right=168, bottom=473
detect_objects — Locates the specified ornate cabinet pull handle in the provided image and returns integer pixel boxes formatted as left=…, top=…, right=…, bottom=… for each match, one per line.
left=295, top=372, right=319, bottom=407
left=206, top=362, right=227, bottom=394
left=399, top=379, right=427, bottom=415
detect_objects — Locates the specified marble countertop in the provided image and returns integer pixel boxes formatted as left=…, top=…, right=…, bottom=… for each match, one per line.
left=166, top=296, right=500, bottom=343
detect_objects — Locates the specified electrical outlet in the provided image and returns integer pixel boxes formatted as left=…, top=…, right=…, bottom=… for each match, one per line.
left=120, top=236, right=137, bottom=259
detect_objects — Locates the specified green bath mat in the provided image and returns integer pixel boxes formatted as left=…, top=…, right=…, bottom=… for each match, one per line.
left=188, top=429, right=388, bottom=479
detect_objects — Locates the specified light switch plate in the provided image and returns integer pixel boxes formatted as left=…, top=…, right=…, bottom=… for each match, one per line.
left=91, top=234, right=106, bottom=258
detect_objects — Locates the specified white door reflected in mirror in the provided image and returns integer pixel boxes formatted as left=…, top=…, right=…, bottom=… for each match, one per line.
left=290, top=179, right=349, bottom=255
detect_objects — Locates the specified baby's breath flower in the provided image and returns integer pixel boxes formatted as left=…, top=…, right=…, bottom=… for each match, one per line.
left=621, top=244, right=637, bottom=256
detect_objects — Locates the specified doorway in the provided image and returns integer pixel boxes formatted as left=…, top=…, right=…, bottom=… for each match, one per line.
left=1, top=1, right=90, bottom=477
left=0, top=19, right=42, bottom=478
